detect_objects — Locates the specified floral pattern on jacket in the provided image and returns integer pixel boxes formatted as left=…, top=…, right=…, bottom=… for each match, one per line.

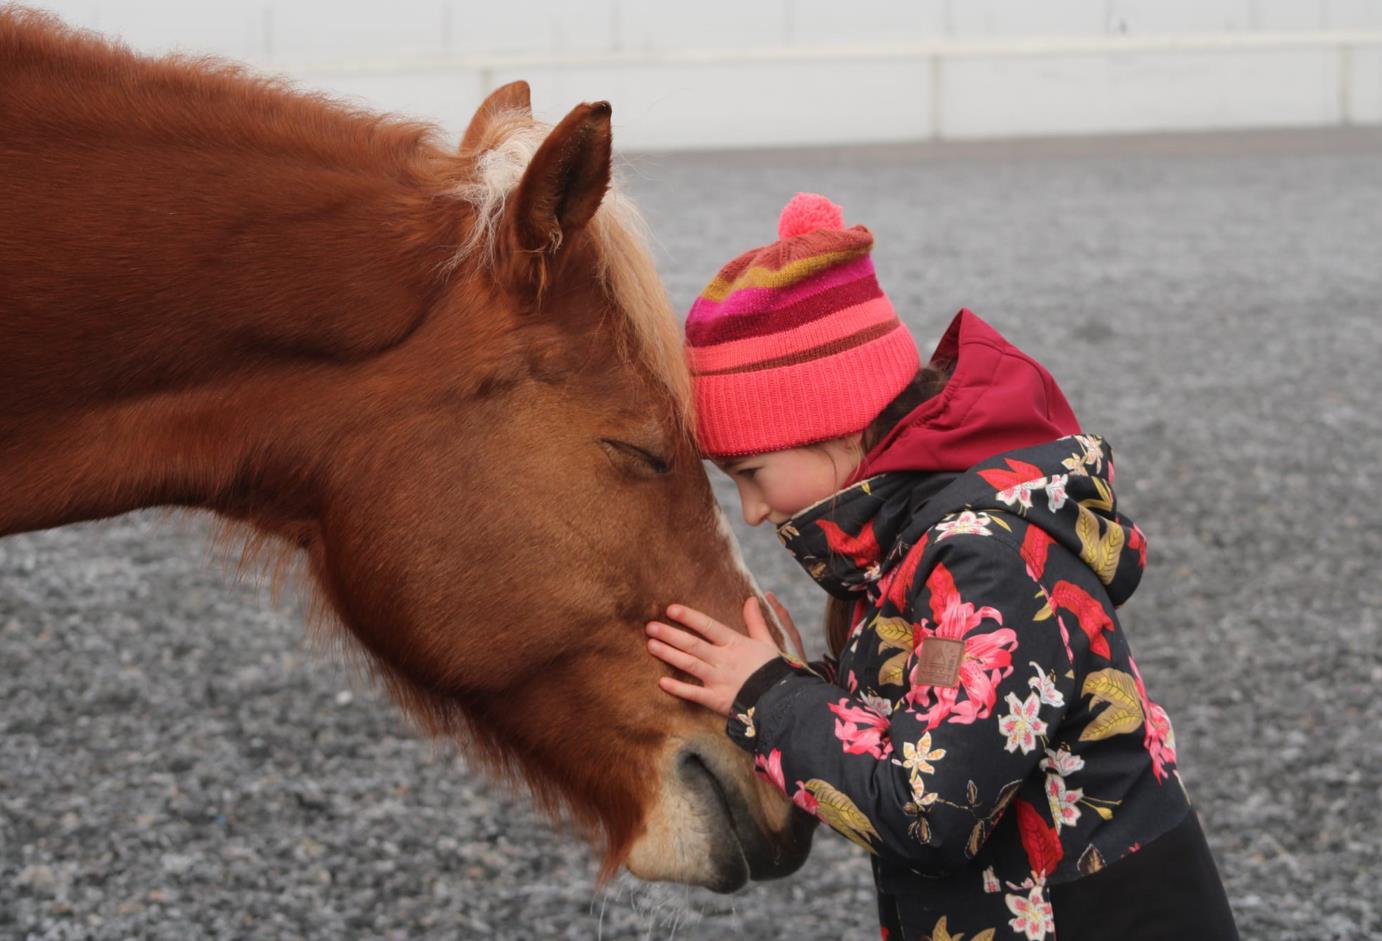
left=726, top=436, right=1192, bottom=941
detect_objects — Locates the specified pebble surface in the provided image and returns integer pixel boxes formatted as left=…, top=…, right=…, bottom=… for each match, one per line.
left=3, top=128, right=1380, bottom=940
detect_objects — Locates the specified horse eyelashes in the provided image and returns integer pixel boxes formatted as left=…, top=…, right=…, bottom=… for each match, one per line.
left=599, top=439, right=672, bottom=476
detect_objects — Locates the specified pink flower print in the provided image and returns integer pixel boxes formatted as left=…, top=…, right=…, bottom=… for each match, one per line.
left=998, top=692, right=1048, bottom=754
left=1074, top=435, right=1105, bottom=472
left=1044, top=474, right=1069, bottom=512
left=1129, top=657, right=1178, bottom=782
left=934, top=510, right=995, bottom=541
left=1040, top=746, right=1085, bottom=778
left=995, top=478, right=1046, bottom=511
left=754, top=749, right=785, bottom=793
left=978, top=458, right=1046, bottom=507
left=827, top=699, right=894, bottom=759
left=1144, top=703, right=1177, bottom=780
left=1006, top=885, right=1055, bottom=940
left=1044, top=773, right=1082, bottom=830
left=790, top=781, right=820, bottom=816
left=905, top=563, right=1018, bottom=729
left=982, top=866, right=1001, bottom=894
left=1027, top=661, right=1065, bottom=708
left=860, top=692, right=894, bottom=717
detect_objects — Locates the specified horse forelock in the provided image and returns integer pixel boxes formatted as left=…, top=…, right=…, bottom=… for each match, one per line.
left=452, top=112, right=694, bottom=430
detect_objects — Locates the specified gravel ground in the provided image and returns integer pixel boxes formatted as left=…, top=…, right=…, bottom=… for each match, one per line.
left=3, top=127, right=1381, bottom=940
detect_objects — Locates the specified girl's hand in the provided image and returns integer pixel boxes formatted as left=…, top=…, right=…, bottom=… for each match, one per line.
left=646, top=597, right=784, bottom=716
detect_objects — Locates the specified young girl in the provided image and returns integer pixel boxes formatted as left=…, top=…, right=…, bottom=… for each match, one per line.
left=645, top=194, right=1239, bottom=941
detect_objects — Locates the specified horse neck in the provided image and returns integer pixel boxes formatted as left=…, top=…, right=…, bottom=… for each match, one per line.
left=0, top=23, right=464, bottom=535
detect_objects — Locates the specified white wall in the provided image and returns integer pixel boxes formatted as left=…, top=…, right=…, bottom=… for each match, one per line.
left=18, top=0, right=1382, bottom=149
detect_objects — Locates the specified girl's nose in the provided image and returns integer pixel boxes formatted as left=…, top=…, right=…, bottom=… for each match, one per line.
left=742, top=500, right=770, bottom=527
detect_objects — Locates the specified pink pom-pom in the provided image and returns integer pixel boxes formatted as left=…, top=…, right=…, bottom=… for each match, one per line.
left=777, top=192, right=845, bottom=239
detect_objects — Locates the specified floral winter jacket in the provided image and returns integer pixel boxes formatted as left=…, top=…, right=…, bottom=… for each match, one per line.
left=727, top=435, right=1238, bottom=941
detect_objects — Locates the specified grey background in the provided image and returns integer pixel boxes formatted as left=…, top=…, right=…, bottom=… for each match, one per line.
left=3, top=128, right=1381, bottom=940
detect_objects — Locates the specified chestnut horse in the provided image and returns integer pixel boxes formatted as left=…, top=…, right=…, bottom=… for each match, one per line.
left=0, top=10, right=811, bottom=893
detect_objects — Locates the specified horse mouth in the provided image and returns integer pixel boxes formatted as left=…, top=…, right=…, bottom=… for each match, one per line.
left=677, top=747, right=814, bottom=893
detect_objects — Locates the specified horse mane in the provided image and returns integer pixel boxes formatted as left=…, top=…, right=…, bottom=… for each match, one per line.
left=4, top=7, right=690, bottom=425
left=452, top=111, right=694, bottom=425
left=1, top=7, right=440, bottom=180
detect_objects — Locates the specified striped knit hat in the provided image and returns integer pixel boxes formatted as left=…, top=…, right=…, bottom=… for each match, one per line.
left=685, top=193, right=920, bottom=458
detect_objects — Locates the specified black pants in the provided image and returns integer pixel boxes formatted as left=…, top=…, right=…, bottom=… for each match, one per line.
left=1051, top=810, right=1240, bottom=940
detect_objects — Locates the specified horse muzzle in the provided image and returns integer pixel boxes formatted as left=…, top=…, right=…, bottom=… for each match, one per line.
left=624, top=735, right=815, bottom=892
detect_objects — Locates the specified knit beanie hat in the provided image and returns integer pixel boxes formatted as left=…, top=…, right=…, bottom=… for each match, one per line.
left=685, top=193, right=920, bottom=458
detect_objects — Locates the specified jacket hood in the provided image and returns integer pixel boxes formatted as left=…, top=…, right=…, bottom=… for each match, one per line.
left=849, top=309, right=1081, bottom=482
left=780, top=434, right=1148, bottom=608
left=939, top=434, right=1148, bottom=606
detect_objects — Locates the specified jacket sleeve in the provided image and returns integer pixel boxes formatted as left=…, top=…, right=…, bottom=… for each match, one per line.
left=725, top=531, right=1076, bottom=874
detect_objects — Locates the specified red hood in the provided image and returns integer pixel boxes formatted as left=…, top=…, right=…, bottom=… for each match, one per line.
left=851, top=309, right=1080, bottom=481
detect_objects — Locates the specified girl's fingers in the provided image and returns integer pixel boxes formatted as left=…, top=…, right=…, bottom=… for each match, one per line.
left=742, top=596, right=773, bottom=644
left=658, top=675, right=719, bottom=710
left=664, top=604, right=733, bottom=644
left=647, top=621, right=714, bottom=657
left=646, top=638, right=708, bottom=679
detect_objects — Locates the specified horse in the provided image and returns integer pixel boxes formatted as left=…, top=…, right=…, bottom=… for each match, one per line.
left=0, top=9, right=812, bottom=894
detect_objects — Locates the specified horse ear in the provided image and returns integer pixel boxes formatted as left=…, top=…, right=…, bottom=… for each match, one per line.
left=460, top=80, right=532, bottom=153
left=501, top=100, right=612, bottom=294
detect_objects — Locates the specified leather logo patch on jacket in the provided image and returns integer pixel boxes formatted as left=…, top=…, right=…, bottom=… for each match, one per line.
left=913, top=637, right=965, bottom=688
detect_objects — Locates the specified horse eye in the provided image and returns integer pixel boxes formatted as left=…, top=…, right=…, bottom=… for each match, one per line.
left=600, top=439, right=672, bottom=476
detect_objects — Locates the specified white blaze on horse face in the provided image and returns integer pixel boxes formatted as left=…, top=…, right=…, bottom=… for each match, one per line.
left=707, top=506, right=799, bottom=841
left=625, top=506, right=799, bottom=888
left=713, top=506, right=787, bottom=642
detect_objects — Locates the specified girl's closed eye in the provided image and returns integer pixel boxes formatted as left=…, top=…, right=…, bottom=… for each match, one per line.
left=718, top=458, right=758, bottom=482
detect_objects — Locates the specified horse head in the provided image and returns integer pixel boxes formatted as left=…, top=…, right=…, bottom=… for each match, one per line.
left=0, top=12, right=811, bottom=892
left=306, top=83, right=815, bottom=889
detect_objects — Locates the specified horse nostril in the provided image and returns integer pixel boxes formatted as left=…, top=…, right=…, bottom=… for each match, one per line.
left=677, top=750, right=728, bottom=812
left=674, top=748, right=749, bottom=892
left=674, top=744, right=813, bottom=884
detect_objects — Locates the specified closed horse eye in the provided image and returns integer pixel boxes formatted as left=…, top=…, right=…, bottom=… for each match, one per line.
left=599, top=438, right=672, bottom=476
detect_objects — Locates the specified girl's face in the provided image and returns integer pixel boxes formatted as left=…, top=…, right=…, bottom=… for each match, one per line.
left=718, top=437, right=863, bottom=527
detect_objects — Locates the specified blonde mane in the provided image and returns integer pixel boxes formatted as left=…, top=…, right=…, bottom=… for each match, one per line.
left=453, top=111, right=693, bottom=424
